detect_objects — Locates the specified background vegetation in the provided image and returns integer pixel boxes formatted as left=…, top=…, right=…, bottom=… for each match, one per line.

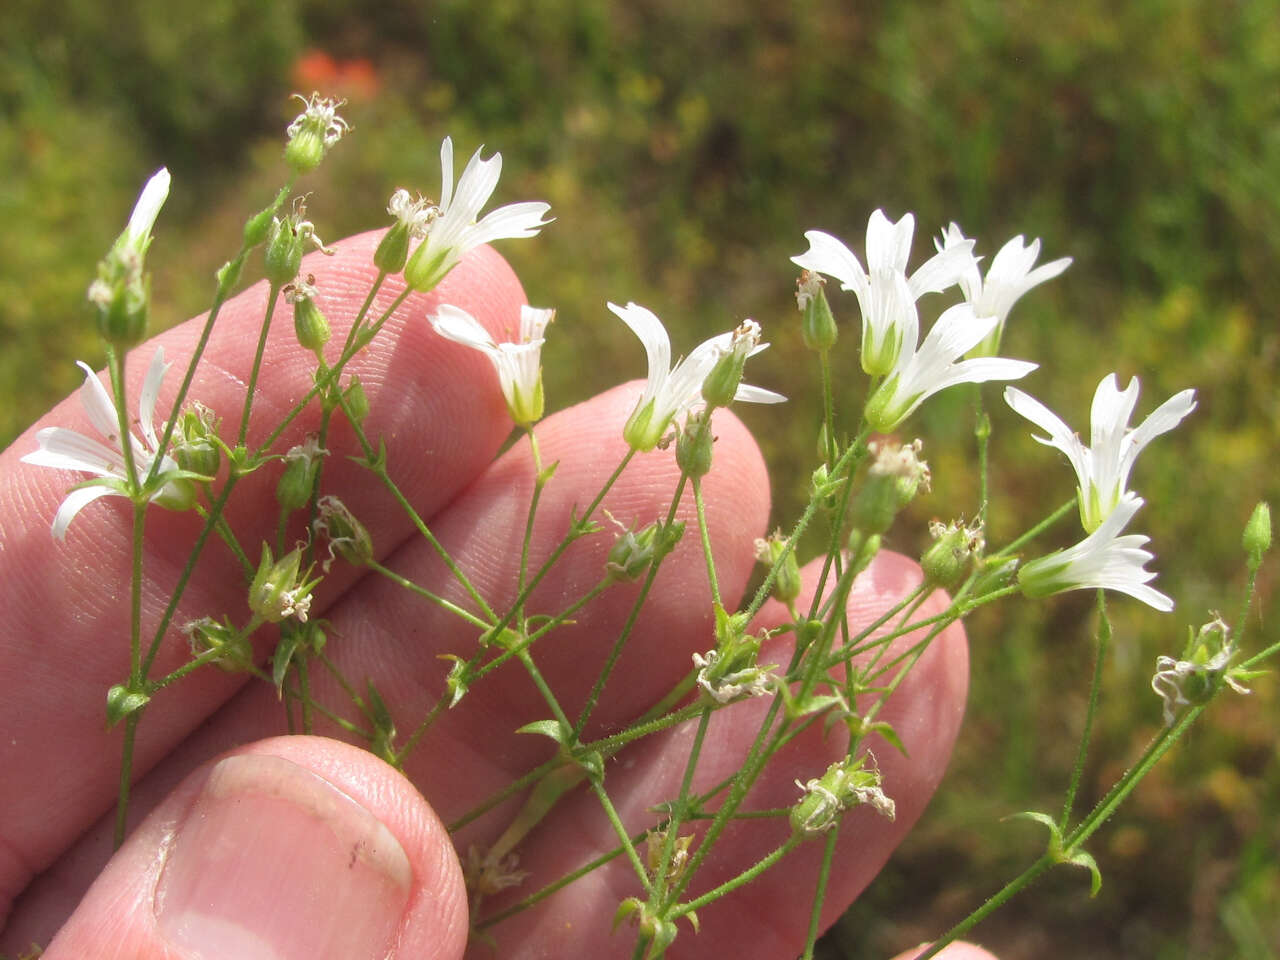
left=2, top=1, right=1276, bottom=957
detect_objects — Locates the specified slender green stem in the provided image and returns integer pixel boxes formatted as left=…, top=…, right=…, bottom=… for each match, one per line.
left=470, top=579, right=612, bottom=682
left=475, top=838, right=630, bottom=929
left=1064, top=707, right=1199, bottom=850
left=296, top=653, right=313, bottom=734
left=447, top=755, right=563, bottom=833
left=238, top=284, right=282, bottom=447
left=149, top=180, right=294, bottom=476
left=819, top=349, right=837, bottom=467
left=670, top=834, right=802, bottom=916
left=666, top=698, right=786, bottom=903
left=691, top=478, right=721, bottom=607
left=800, top=829, right=840, bottom=960
left=1060, top=591, right=1110, bottom=829
left=340, top=392, right=496, bottom=624
left=105, top=346, right=140, bottom=490
left=990, top=499, right=1075, bottom=558
left=804, top=433, right=872, bottom=624
left=255, top=288, right=412, bottom=455
left=515, top=647, right=573, bottom=733
left=486, top=447, right=640, bottom=653
left=142, top=476, right=240, bottom=676
left=916, top=855, right=1056, bottom=959
left=572, top=474, right=687, bottom=739
left=367, top=560, right=492, bottom=630
left=518, top=429, right=546, bottom=609
left=973, top=384, right=991, bottom=522
left=152, top=651, right=270, bottom=690
left=648, top=708, right=712, bottom=906
left=1235, top=562, right=1262, bottom=651
left=394, top=695, right=451, bottom=767
left=588, top=777, right=653, bottom=894
left=113, top=712, right=140, bottom=849
left=339, top=271, right=388, bottom=356
left=114, top=501, right=147, bottom=848
left=281, top=682, right=376, bottom=740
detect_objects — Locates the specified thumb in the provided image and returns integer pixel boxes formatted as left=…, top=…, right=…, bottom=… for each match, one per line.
left=38, top=737, right=468, bottom=960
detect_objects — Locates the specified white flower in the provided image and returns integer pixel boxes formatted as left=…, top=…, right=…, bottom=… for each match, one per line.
left=1004, top=374, right=1196, bottom=532
left=865, top=304, right=1037, bottom=432
left=792, top=210, right=976, bottom=375
left=1018, top=494, right=1172, bottom=611
left=608, top=302, right=785, bottom=451
left=937, top=224, right=1072, bottom=356
left=404, top=137, right=553, bottom=292
left=21, top=347, right=194, bottom=539
left=87, top=169, right=170, bottom=342
left=121, top=168, right=170, bottom=258
left=431, top=303, right=554, bottom=426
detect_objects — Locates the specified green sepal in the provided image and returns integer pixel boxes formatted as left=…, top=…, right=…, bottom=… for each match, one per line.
left=536, top=459, right=559, bottom=486
left=439, top=654, right=473, bottom=708
left=613, top=897, right=644, bottom=931
left=845, top=712, right=908, bottom=754
left=1009, top=810, right=1103, bottom=897
left=365, top=680, right=398, bottom=764
left=271, top=628, right=303, bottom=696
left=106, top=683, right=150, bottom=727
left=515, top=719, right=571, bottom=744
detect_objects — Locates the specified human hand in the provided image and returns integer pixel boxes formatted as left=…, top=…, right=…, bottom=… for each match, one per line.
left=0, top=234, right=970, bottom=959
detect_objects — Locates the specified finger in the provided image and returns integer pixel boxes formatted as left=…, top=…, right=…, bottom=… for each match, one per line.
left=0, top=236, right=525, bottom=919
left=468, top=551, right=968, bottom=958
left=889, top=944, right=1000, bottom=960
left=5, top=381, right=775, bottom=945
left=35, top=736, right=468, bottom=960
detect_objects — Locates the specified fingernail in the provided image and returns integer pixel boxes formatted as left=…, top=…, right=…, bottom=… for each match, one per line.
left=155, top=754, right=412, bottom=960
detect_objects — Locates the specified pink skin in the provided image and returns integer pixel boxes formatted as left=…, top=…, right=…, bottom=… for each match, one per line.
left=0, top=234, right=982, bottom=958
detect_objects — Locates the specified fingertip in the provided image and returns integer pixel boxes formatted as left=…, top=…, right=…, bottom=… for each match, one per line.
left=888, top=943, right=1001, bottom=960
left=41, top=737, right=468, bottom=960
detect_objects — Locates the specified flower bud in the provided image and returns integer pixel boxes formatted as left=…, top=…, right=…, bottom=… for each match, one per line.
left=275, top=436, right=327, bottom=512
left=90, top=273, right=150, bottom=347
left=343, top=375, right=369, bottom=425
left=373, top=219, right=412, bottom=275
left=265, top=214, right=305, bottom=286
left=1243, top=501, right=1271, bottom=570
left=184, top=616, right=254, bottom=672
left=701, top=319, right=762, bottom=409
left=606, top=519, right=662, bottom=582
left=849, top=439, right=930, bottom=534
left=797, top=271, right=837, bottom=352
left=286, top=275, right=331, bottom=354
left=89, top=169, right=170, bottom=347
left=921, top=519, right=984, bottom=591
left=173, top=402, right=222, bottom=478
left=314, top=495, right=374, bottom=569
left=754, top=531, right=801, bottom=605
left=676, top=411, right=715, bottom=478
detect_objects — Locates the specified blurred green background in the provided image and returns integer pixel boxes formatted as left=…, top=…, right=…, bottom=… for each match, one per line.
left=2, top=1, right=1277, bottom=957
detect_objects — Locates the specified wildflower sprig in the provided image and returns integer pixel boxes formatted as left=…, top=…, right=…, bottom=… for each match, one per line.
left=17, top=92, right=1274, bottom=960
